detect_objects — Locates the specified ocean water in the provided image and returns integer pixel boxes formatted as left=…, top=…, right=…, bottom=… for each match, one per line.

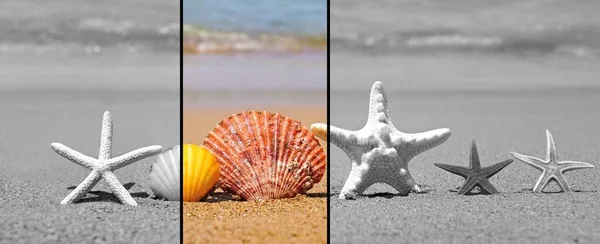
left=331, top=0, right=600, bottom=92
left=331, top=0, right=600, bottom=61
left=183, top=0, right=327, bottom=54
left=0, top=0, right=180, bottom=56
left=183, top=0, right=328, bottom=107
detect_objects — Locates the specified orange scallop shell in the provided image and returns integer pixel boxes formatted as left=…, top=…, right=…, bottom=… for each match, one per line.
left=203, top=110, right=327, bottom=201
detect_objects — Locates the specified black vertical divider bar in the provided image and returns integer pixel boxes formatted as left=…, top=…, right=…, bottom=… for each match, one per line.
left=179, top=0, right=184, bottom=241
left=326, top=0, right=331, bottom=243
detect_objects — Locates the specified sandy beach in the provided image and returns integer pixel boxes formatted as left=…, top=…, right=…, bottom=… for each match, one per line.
left=329, top=53, right=600, bottom=243
left=0, top=55, right=180, bottom=243
left=183, top=107, right=327, bottom=244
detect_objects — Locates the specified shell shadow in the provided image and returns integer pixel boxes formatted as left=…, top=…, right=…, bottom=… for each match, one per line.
left=67, top=182, right=149, bottom=204
left=306, top=192, right=327, bottom=198
left=203, top=192, right=236, bottom=203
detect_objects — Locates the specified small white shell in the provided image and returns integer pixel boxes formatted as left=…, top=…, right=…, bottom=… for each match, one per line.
left=149, top=145, right=180, bottom=201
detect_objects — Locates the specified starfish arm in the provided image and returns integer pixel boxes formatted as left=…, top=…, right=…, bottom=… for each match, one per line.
left=434, top=163, right=471, bottom=178
left=102, top=171, right=138, bottom=206
left=339, top=164, right=369, bottom=199
left=476, top=179, right=500, bottom=194
left=532, top=171, right=552, bottom=193
left=483, top=159, right=514, bottom=179
left=510, top=152, right=546, bottom=172
left=310, top=123, right=327, bottom=141
left=60, top=170, right=102, bottom=204
left=403, top=128, right=451, bottom=158
left=99, top=111, right=113, bottom=160
left=456, top=177, right=477, bottom=195
left=328, top=125, right=358, bottom=155
left=469, top=140, right=481, bottom=169
left=552, top=173, right=573, bottom=192
left=51, top=143, right=98, bottom=169
left=366, top=81, right=392, bottom=125
left=107, top=145, right=163, bottom=170
left=545, top=130, right=558, bottom=162
left=559, top=161, right=595, bottom=173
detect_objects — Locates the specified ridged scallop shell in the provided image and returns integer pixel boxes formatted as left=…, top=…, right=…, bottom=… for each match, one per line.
left=149, top=145, right=181, bottom=201
left=183, top=144, right=220, bottom=202
left=203, top=110, right=327, bottom=201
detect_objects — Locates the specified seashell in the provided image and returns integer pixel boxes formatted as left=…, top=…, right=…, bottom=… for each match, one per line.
left=149, top=145, right=181, bottom=201
left=310, top=123, right=327, bottom=141
left=203, top=110, right=327, bottom=201
left=182, top=144, right=220, bottom=202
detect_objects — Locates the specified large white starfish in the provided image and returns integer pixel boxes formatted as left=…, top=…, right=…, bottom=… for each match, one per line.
left=320, top=81, right=451, bottom=199
left=511, top=130, right=595, bottom=193
left=51, top=111, right=163, bottom=206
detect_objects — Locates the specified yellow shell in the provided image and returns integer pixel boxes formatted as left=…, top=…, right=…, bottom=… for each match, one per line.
left=183, top=144, right=220, bottom=202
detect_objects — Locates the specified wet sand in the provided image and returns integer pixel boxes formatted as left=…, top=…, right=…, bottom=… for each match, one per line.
left=183, top=107, right=327, bottom=244
left=329, top=55, right=600, bottom=242
left=0, top=56, right=180, bottom=243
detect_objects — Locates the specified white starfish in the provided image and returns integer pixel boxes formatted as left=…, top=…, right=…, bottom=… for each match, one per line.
left=511, top=130, right=595, bottom=193
left=321, top=81, right=451, bottom=199
left=51, top=111, right=163, bottom=206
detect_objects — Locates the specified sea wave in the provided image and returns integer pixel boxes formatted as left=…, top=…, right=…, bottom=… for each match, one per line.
left=0, top=17, right=179, bottom=55
left=183, top=24, right=327, bottom=55
left=331, top=27, right=600, bottom=61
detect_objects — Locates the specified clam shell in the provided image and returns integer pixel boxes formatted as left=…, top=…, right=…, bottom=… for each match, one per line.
left=182, top=144, right=220, bottom=202
left=149, top=145, right=181, bottom=201
left=203, top=110, right=327, bottom=201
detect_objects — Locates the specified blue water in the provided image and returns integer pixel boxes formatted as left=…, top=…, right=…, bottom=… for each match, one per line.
left=183, top=0, right=326, bottom=35
left=331, top=0, right=600, bottom=61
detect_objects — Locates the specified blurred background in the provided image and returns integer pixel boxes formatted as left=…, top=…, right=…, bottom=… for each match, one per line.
left=183, top=0, right=327, bottom=108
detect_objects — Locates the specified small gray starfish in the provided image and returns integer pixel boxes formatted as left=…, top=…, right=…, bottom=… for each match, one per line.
left=324, top=81, right=451, bottom=199
left=435, top=140, right=513, bottom=195
left=511, top=130, right=595, bottom=193
left=51, top=111, right=163, bottom=206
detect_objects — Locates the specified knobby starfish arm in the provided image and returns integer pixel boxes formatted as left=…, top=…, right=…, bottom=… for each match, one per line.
left=510, top=152, right=546, bottom=172
left=403, top=128, right=451, bottom=157
left=434, top=163, right=471, bottom=178
left=50, top=143, right=98, bottom=169
left=99, top=111, right=113, bottom=160
left=108, top=145, right=163, bottom=170
left=366, top=81, right=392, bottom=125
left=60, top=170, right=102, bottom=204
left=102, top=171, right=138, bottom=206
left=328, top=125, right=358, bottom=154
left=559, top=161, right=595, bottom=173
left=483, top=159, right=514, bottom=178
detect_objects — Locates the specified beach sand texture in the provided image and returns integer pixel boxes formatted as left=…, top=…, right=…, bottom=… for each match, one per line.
left=183, top=107, right=327, bottom=244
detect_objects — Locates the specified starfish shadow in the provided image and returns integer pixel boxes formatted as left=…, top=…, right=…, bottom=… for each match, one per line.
left=364, top=192, right=408, bottom=199
left=67, top=182, right=149, bottom=204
